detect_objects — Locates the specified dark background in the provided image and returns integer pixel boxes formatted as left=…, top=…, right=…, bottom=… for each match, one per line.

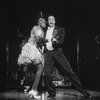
left=1, top=0, right=100, bottom=91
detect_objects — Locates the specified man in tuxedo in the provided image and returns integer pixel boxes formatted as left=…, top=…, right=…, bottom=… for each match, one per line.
left=43, top=15, right=91, bottom=98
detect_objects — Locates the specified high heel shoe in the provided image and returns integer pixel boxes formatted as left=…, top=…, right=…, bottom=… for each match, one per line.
left=29, top=90, right=41, bottom=99
left=24, top=86, right=30, bottom=93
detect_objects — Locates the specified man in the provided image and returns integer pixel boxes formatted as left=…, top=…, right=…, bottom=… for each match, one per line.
left=44, top=15, right=91, bottom=98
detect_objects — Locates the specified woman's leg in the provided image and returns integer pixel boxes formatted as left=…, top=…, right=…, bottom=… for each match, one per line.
left=29, top=63, right=43, bottom=99
left=31, top=63, right=43, bottom=91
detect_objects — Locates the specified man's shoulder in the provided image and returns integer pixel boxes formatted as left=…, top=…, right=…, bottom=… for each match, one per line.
left=55, top=26, right=64, bottom=29
left=56, top=26, right=65, bottom=32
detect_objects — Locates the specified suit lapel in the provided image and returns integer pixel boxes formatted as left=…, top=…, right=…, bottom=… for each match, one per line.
left=52, top=26, right=58, bottom=38
left=44, top=26, right=58, bottom=39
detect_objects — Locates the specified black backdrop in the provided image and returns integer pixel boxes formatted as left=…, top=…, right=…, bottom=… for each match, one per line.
left=1, top=0, right=100, bottom=91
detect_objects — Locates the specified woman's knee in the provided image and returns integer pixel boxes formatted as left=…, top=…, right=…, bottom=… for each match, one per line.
left=37, top=64, right=43, bottom=73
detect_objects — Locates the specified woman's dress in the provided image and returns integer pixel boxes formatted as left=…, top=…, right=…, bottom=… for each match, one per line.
left=17, top=26, right=44, bottom=65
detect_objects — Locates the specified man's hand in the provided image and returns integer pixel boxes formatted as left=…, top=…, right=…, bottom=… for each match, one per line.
left=51, top=38, right=58, bottom=43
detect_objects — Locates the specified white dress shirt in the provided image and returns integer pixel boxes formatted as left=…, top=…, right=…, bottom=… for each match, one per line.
left=46, top=26, right=55, bottom=51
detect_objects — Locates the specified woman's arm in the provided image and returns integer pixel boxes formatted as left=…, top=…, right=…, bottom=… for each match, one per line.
left=28, top=26, right=37, bottom=44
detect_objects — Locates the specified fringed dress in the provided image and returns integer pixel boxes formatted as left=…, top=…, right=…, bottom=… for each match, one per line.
left=17, top=26, right=44, bottom=66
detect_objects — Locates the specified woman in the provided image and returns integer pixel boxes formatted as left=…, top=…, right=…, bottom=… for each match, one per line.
left=17, top=12, right=46, bottom=99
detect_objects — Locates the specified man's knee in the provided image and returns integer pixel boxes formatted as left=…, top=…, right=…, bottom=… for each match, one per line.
left=44, top=69, right=51, bottom=77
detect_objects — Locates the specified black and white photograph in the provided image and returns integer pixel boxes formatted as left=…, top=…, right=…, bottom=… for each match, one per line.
left=0, top=0, right=100, bottom=100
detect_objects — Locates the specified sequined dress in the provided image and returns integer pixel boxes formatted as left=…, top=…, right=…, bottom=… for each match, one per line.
left=17, top=26, right=44, bottom=65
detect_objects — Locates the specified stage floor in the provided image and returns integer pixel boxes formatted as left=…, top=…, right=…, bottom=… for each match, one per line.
left=0, top=88, right=100, bottom=100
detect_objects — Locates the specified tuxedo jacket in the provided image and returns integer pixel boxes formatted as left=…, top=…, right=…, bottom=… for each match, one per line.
left=44, top=26, right=65, bottom=52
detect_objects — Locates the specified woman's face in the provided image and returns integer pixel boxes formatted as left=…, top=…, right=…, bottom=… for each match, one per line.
left=38, top=18, right=46, bottom=27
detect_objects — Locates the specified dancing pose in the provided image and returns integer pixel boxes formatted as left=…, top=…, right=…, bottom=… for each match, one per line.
left=44, top=15, right=91, bottom=99
left=17, top=12, right=46, bottom=99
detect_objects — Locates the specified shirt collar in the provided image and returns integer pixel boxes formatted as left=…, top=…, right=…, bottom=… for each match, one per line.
left=48, top=26, right=55, bottom=30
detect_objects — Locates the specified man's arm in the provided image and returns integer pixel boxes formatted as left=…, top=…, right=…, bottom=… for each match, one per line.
left=52, top=27, right=65, bottom=49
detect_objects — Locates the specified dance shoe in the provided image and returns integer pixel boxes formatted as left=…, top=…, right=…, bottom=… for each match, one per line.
left=29, top=90, right=41, bottom=99
left=24, top=86, right=30, bottom=93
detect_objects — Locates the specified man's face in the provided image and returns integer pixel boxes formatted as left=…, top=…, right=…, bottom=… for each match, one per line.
left=48, top=16, right=56, bottom=27
left=38, top=18, right=46, bottom=27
